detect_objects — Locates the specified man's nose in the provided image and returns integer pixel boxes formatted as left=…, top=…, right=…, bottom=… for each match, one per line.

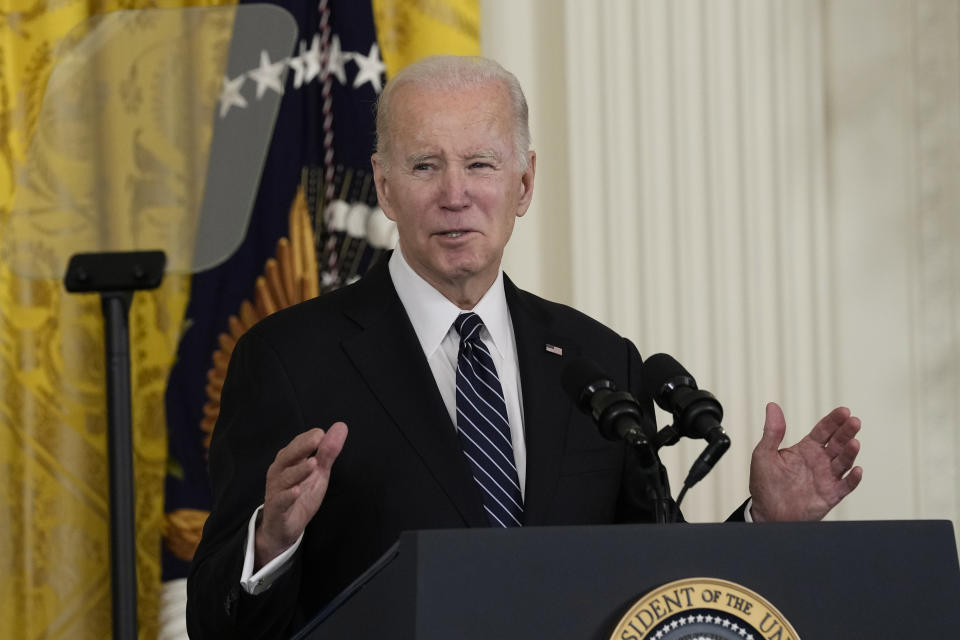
left=439, top=168, right=470, bottom=210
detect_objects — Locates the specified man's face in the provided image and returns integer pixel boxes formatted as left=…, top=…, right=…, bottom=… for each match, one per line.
left=371, top=81, right=535, bottom=305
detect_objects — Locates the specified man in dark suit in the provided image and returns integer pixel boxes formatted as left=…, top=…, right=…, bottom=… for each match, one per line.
left=186, top=56, right=863, bottom=639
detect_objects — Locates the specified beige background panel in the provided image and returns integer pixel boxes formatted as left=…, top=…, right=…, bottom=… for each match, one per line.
left=484, top=0, right=960, bottom=534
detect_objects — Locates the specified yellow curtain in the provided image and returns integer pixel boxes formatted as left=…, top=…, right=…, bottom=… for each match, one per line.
left=373, top=0, right=480, bottom=77
left=1, top=1, right=478, bottom=638
left=0, top=1, right=232, bottom=638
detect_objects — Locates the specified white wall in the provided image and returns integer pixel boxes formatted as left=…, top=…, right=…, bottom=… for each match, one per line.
left=483, top=0, right=960, bottom=532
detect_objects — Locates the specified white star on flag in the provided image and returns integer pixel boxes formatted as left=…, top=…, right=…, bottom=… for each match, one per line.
left=248, top=50, right=287, bottom=99
left=302, top=34, right=322, bottom=84
left=325, top=34, right=348, bottom=85
left=352, top=42, right=386, bottom=93
left=288, top=47, right=307, bottom=88
left=218, top=73, right=248, bottom=118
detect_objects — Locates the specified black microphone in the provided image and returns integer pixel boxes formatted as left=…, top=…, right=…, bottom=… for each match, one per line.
left=640, top=353, right=730, bottom=488
left=561, top=358, right=656, bottom=454
left=562, top=358, right=677, bottom=522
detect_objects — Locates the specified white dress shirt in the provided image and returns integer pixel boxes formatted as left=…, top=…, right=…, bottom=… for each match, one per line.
left=387, top=246, right=527, bottom=495
left=239, top=247, right=527, bottom=594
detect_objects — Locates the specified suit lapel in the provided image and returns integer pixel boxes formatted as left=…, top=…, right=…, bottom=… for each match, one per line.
left=505, top=277, right=577, bottom=526
left=340, top=262, right=488, bottom=527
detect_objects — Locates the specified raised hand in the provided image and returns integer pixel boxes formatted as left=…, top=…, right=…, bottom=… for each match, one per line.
left=749, top=403, right=862, bottom=522
left=254, top=422, right=348, bottom=569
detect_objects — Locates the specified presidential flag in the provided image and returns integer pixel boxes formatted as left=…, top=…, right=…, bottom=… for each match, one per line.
left=159, top=1, right=479, bottom=635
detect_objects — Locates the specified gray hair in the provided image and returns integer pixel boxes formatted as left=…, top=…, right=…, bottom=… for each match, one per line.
left=375, top=55, right=532, bottom=170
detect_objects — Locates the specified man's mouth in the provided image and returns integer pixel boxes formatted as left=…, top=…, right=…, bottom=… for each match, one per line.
left=440, top=230, right=468, bottom=238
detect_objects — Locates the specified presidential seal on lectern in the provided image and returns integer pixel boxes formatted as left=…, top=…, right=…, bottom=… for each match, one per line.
left=611, top=578, right=801, bottom=640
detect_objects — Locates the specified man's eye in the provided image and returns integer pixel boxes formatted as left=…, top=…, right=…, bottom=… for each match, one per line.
left=412, top=163, right=433, bottom=171
left=470, top=162, right=493, bottom=169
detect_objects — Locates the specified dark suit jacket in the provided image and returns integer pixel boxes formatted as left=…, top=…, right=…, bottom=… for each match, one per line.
left=186, top=258, right=669, bottom=639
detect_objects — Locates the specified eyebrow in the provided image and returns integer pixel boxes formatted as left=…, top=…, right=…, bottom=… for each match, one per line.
left=406, top=152, right=441, bottom=165
left=403, top=149, right=503, bottom=166
left=464, top=150, right=501, bottom=162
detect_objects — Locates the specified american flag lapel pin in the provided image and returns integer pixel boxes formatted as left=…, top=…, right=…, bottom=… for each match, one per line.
left=545, top=344, right=563, bottom=356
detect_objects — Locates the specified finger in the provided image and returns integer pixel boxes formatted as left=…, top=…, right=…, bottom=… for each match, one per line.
left=808, top=406, right=852, bottom=445
left=824, top=416, right=861, bottom=452
left=754, top=402, right=787, bottom=454
left=266, top=423, right=347, bottom=508
left=843, top=466, right=863, bottom=493
left=274, top=428, right=327, bottom=468
left=272, top=455, right=319, bottom=491
left=268, top=480, right=312, bottom=514
left=313, top=421, right=348, bottom=472
left=830, top=438, right=861, bottom=475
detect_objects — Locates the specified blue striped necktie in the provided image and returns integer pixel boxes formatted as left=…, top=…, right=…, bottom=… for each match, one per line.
left=453, top=312, right=524, bottom=527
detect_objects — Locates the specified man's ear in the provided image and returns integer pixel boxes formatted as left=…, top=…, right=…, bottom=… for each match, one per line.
left=516, top=151, right=536, bottom=218
left=370, top=153, right=396, bottom=221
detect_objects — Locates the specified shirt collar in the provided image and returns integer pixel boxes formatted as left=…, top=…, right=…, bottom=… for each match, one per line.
left=388, top=247, right=513, bottom=361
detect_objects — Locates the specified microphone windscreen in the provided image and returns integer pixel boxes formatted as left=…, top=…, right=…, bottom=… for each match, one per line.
left=640, top=353, right=695, bottom=403
left=561, top=357, right=610, bottom=410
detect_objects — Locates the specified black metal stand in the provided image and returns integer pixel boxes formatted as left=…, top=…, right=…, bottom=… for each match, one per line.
left=632, top=450, right=676, bottom=523
left=64, top=251, right=166, bottom=640
left=102, top=290, right=137, bottom=640
left=620, top=433, right=675, bottom=524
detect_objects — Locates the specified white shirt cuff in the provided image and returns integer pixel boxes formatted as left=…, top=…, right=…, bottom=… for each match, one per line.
left=743, top=497, right=754, bottom=523
left=239, top=505, right=304, bottom=595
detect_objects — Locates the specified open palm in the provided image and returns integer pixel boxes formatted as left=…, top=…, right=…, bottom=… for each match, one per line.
left=749, top=403, right=862, bottom=522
